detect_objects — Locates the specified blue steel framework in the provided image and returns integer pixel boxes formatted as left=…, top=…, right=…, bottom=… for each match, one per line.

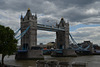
left=15, top=24, right=90, bottom=51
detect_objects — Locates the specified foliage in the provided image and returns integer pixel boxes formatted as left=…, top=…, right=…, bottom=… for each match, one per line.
left=0, top=25, right=18, bottom=66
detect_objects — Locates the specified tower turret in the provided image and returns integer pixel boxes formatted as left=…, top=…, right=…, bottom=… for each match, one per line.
left=20, top=14, right=23, bottom=21
left=59, top=18, right=66, bottom=27
left=35, top=13, right=37, bottom=19
left=24, top=8, right=33, bottom=20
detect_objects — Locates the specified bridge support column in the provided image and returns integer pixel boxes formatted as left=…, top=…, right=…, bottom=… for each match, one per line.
left=56, top=18, right=69, bottom=49
left=64, top=23, right=69, bottom=49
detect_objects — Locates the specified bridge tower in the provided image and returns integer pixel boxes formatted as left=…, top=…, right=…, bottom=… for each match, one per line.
left=20, top=8, right=37, bottom=50
left=56, top=18, right=69, bottom=49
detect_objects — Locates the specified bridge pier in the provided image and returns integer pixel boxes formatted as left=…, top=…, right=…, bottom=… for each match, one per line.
left=15, top=50, right=44, bottom=60
left=63, top=49, right=77, bottom=57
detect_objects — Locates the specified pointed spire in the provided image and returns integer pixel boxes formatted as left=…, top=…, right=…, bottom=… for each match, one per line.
left=35, top=12, right=37, bottom=19
left=67, top=21, right=69, bottom=24
left=21, top=13, right=23, bottom=19
left=56, top=21, right=58, bottom=26
left=21, top=13, right=24, bottom=21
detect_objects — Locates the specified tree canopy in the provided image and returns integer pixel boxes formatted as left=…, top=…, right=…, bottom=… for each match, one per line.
left=0, top=25, right=18, bottom=66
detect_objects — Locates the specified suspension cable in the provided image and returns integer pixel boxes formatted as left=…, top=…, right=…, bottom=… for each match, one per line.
left=17, top=26, right=30, bottom=40
left=14, top=28, right=21, bottom=36
left=15, top=26, right=30, bottom=39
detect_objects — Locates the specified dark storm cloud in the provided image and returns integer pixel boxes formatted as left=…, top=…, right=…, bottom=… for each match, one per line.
left=37, top=31, right=55, bottom=38
left=38, top=15, right=58, bottom=26
left=0, top=0, right=5, bottom=6
left=0, top=0, right=97, bottom=12
left=71, top=26, right=100, bottom=44
left=1, top=0, right=100, bottom=44
left=48, top=0, right=95, bottom=8
left=0, top=0, right=45, bottom=13
left=0, top=0, right=97, bottom=10
left=0, top=0, right=100, bottom=25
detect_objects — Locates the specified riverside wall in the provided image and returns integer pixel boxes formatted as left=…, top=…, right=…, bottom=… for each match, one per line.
left=36, top=60, right=86, bottom=67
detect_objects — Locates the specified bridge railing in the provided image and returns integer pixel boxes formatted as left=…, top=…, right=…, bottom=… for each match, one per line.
left=37, top=24, right=65, bottom=31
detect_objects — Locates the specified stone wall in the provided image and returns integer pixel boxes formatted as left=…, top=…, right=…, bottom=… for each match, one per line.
left=15, top=50, right=44, bottom=60
left=36, top=60, right=87, bottom=67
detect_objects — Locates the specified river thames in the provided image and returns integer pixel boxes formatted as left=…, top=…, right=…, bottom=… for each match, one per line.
left=0, top=54, right=100, bottom=67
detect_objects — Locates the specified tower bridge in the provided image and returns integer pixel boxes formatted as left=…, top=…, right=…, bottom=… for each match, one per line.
left=15, top=9, right=94, bottom=59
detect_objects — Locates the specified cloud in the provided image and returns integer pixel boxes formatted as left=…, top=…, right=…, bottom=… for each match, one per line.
left=0, top=9, right=21, bottom=31
left=71, top=26, right=100, bottom=45
left=37, top=30, right=55, bottom=38
left=0, top=0, right=100, bottom=45
left=85, top=8, right=99, bottom=15
left=38, top=14, right=59, bottom=26
left=0, top=0, right=100, bottom=25
left=37, top=30, right=56, bottom=44
left=82, top=16, right=100, bottom=24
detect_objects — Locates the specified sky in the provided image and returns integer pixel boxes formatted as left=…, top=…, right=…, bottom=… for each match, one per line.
left=0, top=0, right=100, bottom=45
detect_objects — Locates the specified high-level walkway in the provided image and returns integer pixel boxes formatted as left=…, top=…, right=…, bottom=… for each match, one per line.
left=37, top=24, right=65, bottom=32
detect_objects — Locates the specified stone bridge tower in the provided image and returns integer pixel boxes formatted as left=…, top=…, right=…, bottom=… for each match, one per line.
left=56, top=18, right=69, bottom=49
left=20, top=8, right=37, bottom=50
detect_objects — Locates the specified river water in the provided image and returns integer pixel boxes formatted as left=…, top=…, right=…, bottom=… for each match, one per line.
left=0, top=54, right=100, bottom=67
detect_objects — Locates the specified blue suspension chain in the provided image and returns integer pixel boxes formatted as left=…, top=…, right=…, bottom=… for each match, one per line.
left=15, top=26, right=30, bottom=39
left=17, top=26, right=30, bottom=40
left=14, top=28, right=21, bottom=36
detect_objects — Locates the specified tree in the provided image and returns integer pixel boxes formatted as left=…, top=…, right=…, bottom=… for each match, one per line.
left=0, top=25, right=18, bottom=67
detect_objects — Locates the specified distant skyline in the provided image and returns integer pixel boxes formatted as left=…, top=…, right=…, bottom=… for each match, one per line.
left=0, top=0, right=100, bottom=45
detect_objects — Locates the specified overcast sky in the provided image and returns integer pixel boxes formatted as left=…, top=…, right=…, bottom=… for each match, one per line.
left=0, top=0, right=100, bottom=45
